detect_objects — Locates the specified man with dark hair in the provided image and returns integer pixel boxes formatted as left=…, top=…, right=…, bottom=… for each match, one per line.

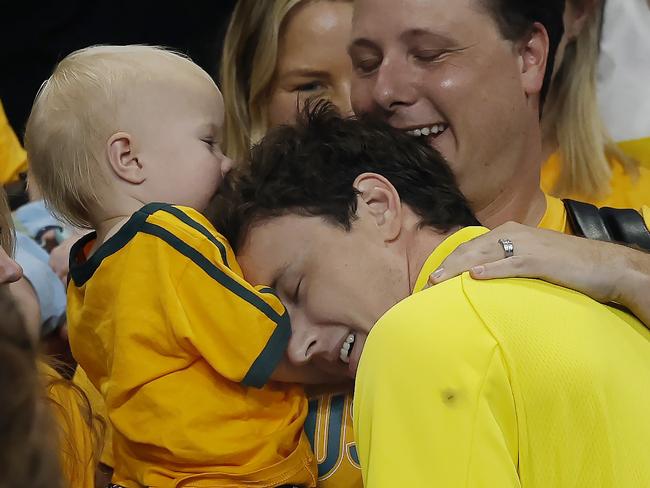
left=216, top=104, right=650, bottom=487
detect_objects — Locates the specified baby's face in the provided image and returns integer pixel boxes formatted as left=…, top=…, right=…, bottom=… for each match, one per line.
left=126, top=74, right=232, bottom=212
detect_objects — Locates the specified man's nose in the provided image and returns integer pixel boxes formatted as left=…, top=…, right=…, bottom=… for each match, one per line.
left=0, top=251, right=23, bottom=285
left=286, top=323, right=331, bottom=366
left=372, top=58, right=416, bottom=113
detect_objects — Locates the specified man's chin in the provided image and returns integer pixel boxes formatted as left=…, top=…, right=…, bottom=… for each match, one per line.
left=313, top=358, right=356, bottom=382
left=312, top=333, right=368, bottom=380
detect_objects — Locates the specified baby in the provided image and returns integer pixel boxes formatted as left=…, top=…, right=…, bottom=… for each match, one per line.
left=25, top=45, right=316, bottom=487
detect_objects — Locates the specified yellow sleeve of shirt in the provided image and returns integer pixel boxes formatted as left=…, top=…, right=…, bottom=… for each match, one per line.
left=147, top=205, right=291, bottom=388
left=42, top=364, right=97, bottom=488
left=353, top=278, right=520, bottom=488
left=0, top=101, right=27, bottom=184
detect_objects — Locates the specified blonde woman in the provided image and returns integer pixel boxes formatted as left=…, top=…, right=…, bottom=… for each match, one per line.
left=221, top=2, right=360, bottom=487
left=541, top=0, right=650, bottom=208
left=221, top=0, right=353, bottom=163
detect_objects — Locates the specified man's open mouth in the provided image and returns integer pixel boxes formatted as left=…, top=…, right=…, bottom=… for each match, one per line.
left=405, top=123, right=449, bottom=139
left=339, top=332, right=356, bottom=364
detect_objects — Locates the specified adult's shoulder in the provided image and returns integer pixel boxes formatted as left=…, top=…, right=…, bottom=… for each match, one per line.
left=364, top=275, right=501, bottom=371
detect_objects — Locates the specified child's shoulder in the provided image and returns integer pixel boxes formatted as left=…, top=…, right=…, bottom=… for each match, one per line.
left=137, top=203, right=235, bottom=267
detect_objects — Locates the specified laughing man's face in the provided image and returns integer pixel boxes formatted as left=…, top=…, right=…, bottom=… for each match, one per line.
left=237, top=210, right=410, bottom=379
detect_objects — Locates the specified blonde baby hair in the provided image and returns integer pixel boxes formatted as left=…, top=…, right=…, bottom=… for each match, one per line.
left=25, top=45, right=214, bottom=229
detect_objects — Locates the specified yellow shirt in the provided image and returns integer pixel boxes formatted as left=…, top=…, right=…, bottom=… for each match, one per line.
left=42, top=364, right=97, bottom=488
left=619, top=137, right=650, bottom=169
left=539, top=193, right=650, bottom=235
left=0, top=101, right=27, bottom=184
left=67, top=203, right=316, bottom=488
left=541, top=146, right=650, bottom=209
left=354, top=226, right=650, bottom=487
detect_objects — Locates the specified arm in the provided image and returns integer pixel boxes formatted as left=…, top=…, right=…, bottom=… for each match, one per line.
left=429, top=222, right=650, bottom=327
left=353, top=290, right=520, bottom=487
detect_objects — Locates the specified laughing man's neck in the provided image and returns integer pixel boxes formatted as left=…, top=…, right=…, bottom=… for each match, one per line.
left=476, top=185, right=546, bottom=229
left=405, top=225, right=459, bottom=294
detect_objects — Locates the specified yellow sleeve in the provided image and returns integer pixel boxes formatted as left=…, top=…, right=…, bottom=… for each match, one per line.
left=42, top=364, right=97, bottom=488
left=643, top=206, right=650, bottom=229
left=353, top=281, right=520, bottom=488
left=165, top=230, right=291, bottom=388
left=0, top=101, right=27, bottom=184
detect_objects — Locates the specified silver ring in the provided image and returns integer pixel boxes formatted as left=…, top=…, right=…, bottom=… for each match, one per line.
left=498, top=238, right=515, bottom=258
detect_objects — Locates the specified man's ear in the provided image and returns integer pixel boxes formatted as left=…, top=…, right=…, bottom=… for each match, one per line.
left=353, top=173, right=402, bottom=241
left=107, top=132, right=145, bottom=184
left=518, top=22, right=550, bottom=100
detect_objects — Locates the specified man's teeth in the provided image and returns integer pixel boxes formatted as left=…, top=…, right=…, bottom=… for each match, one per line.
left=407, top=124, right=447, bottom=137
left=340, top=333, right=356, bottom=364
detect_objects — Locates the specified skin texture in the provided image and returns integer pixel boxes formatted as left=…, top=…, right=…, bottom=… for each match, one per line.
left=267, top=1, right=354, bottom=128
left=348, top=0, right=549, bottom=228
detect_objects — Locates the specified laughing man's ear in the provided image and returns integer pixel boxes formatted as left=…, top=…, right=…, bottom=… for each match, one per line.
left=518, top=22, right=550, bottom=103
left=107, top=132, right=145, bottom=184
left=353, top=173, right=402, bottom=241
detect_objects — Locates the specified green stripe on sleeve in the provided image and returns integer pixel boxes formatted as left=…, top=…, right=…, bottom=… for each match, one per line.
left=140, top=222, right=290, bottom=386
left=160, top=206, right=231, bottom=268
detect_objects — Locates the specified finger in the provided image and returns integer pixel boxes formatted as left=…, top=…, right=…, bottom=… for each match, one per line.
left=428, top=242, right=508, bottom=286
left=468, top=256, right=529, bottom=280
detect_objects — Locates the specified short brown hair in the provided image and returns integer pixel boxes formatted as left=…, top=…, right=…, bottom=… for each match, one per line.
left=214, top=102, right=479, bottom=252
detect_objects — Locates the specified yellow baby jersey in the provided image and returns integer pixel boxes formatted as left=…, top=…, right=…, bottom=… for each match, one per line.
left=75, top=371, right=362, bottom=488
left=0, top=101, right=27, bottom=184
left=541, top=148, right=650, bottom=208
left=67, top=203, right=316, bottom=488
left=355, top=226, right=650, bottom=487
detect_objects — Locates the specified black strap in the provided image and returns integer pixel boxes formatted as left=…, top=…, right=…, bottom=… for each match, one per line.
left=563, top=199, right=650, bottom=251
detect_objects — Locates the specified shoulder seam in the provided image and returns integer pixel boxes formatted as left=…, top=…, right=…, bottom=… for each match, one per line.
left=156, top=206, right=231, bottom=268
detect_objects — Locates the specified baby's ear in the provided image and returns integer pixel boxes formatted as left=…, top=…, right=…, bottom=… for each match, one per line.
left=107, top=132, right=145, bottom=184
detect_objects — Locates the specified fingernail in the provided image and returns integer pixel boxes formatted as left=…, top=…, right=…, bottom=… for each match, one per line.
left=471, top=265, right=485, bottom=276
left=432, top=268, right=444, bottom=281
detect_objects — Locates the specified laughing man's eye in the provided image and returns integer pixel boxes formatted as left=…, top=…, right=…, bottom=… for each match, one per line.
left=352, top=56, right=381, bottom=75
left=293, top=279, right=302, bottom=303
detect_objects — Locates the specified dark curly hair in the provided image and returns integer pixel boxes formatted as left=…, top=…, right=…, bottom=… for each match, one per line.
left=213, top=101, right=479, bottom=252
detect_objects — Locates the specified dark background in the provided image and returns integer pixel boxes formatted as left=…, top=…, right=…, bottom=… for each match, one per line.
left=0, top=0, right=237, bottom=140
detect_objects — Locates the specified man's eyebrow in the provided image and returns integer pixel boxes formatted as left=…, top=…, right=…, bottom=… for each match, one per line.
left=349, top=29, right=458, bottom=50
left=401, top=28, right=458, bottom=46
left=348, top=38, right=379, bottom=52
